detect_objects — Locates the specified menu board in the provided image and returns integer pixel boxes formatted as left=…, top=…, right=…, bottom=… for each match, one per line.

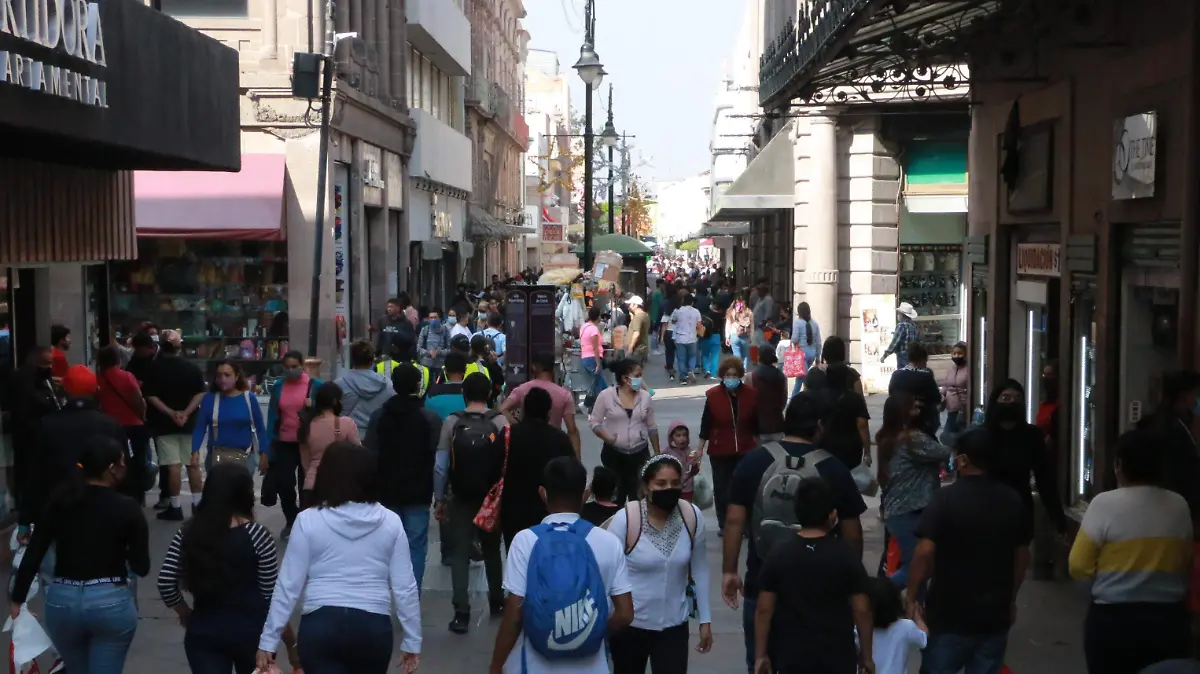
left=529, top=287, right=557, bottom=370
left=504, top=289, right=529, bottom=389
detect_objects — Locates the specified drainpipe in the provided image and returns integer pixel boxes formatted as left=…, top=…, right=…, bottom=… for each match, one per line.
left=804, top=114, right=840, bottom=340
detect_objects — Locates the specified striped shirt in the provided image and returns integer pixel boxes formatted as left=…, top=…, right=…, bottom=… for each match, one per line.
left=1068, top=485, right=1193, bottom=604
left=157, top=521, right=279, bottom=608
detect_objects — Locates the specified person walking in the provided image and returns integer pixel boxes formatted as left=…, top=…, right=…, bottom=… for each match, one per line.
left=157, top=463, right=299, bottom=674
left=876, top=392, right=951, bottom=590
left=299, top=383, right=360, bottom=503
left=725, top=292, right=754, bottom=372
left=500, top=355, right=582, bottom=456
left=670, top=295, right=703, bottom=385
left=417, top=306, right=452, bottom=371
left=499, top=387, right=576, bottom=550
left=376, top=297, right=417, bottom=362
left=803, top=336, right=864, bottom=395
left=580, top=307, right=608, bottom=409
left=257, top=442, right=422, bottom=674
left=882, top=302, right=919, bottom=368
left=10, top=346, right=61, bottom=522
left=746, top=349, right=786, bottom=444
left=335, top=340, right=394, bottom=438
left=814, top=363, right=873, bottom=471
left=10, top=436, right=149, bottom=674
left=751, top=284, right=776, bottom=350
left=49, top=323, right=72, bottom=380
left=626, top=296, right=653, bottom=366
left=650, top=279, right=667, bottom=353
left=605, top=455, right=713, bottom=674
left=434, top=373, right=507, bottom=634
left=264, top=351, right=321, bottom=535
left=482, top=312, right=507, bottom=366
left=1069, top=429, right=1193, bottom=674
left=95, top=345, right=150, bottom=504
left=143, top=330, right=207, bottom=521
left=940, top=342, right=970, bottom=440
left=192, top=360, right=269, bottom=476
left=697, top=357, right=759, bottom=535
left=365, top=364, right=442, bottom=589
left=589, top=358, right=661, bottom=506
left=905, top=428, right=1030, bottom=674
left=789, top=302, right=821, bottom=397
left=888, top=342, right=942, bottom=437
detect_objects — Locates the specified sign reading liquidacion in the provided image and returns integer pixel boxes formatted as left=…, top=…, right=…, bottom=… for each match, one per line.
left=0, top=0, right=108, bottom=107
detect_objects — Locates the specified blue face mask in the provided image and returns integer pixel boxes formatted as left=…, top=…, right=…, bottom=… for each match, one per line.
left=630, top=377, right=642, bottom=391
left=723, top=377, right=741, bottom=390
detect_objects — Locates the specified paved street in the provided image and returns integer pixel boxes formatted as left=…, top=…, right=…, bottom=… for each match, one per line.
left=3, top=352, right=1089, bottom=673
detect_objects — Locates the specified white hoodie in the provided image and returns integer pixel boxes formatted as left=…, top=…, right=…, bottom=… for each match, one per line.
left=258, top=502, right=422, bottom=654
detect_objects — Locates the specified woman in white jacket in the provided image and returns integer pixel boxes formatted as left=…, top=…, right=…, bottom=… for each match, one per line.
left=605, top=454, right=713, bottom=674
left=256, top=441, right=422, bottom=674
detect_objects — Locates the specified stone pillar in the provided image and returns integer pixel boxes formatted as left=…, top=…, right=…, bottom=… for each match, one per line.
left=375, top=0, right=389, bottom=102
left=335, top=0, right=350, bottom=36
left=799, top=115, right=839, bottom=343
left=349, top=0, right=362, bottom=41
left=389, top=1, right=406, bottom=107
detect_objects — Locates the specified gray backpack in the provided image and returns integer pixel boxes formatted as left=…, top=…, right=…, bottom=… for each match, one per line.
left=752, top=442, right=832, bottom=561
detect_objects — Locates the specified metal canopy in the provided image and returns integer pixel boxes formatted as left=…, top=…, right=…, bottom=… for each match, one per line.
left=759, top=0, right=1004, bottom=109
left=709, top=122, right=795, bottom=222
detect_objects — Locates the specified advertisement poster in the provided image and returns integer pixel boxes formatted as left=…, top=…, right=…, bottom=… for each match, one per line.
left=333, top=164, right=351, bottom=370
left=504, top=289, right=529, bottom=389
left=529, top=288, right=557, bottom=366
left=858, top=293, right=897, bottom=394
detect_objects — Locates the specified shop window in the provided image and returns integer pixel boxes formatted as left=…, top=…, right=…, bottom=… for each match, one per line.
left=898, top=244, right=963, bottom=357
left=1071, top=292, right=1097, bottom=503
left=109, top=240, right=289, bottom=388
left=421, top=58, right=433, bottom=116
left=160, top=0, right=249, bottom=18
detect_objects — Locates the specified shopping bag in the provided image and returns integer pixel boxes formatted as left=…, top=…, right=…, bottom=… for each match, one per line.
left=692, top=474, right=714, bottom=510
left=885, top=535, right=902, bottom=576
left=851, top=463, right=878, bottom=497
left=5, top=606, right=53, bottom=670
left=782, top=346, right=808, bottom=378
left=473, top=427, right=510, bottom=533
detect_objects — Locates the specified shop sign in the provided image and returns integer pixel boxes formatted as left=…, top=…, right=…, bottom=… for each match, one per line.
left=0, top=0, right=108, bottom=107
left=858, top=294, right=897, bottom=394
left=1113, top=112, right=1156, bottom=200
left=542, top=224, right=564, bottom=243
left=333, top=165, right=351, bottom=368
left=385, top=152, right=403, bottom=210
left=431, top=193, right=453, bottom=240
left=360, top=144, right=384, bottom=207
left=1015, top=243, right=1061, bottom=277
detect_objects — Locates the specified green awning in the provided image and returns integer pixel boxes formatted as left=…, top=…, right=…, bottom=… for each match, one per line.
left=570, top=233, right=653, bottom=258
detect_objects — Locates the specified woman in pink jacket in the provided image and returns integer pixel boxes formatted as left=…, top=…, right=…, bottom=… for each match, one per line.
left=940, top=341, right=971, bottom=438
left=299, top=382, right=360, bottom=505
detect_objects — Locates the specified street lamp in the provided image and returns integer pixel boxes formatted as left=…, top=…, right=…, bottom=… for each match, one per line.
left=601, top=84, right=619, bottom=235
left=573, top=0, right=604, bottom=269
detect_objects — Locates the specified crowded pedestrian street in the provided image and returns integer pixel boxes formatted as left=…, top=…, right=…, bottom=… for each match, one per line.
left=0, top=352, right=1090, bottom=674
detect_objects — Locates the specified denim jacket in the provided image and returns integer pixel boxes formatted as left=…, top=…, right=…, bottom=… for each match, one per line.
left=882, top=432, right=952, bottom=519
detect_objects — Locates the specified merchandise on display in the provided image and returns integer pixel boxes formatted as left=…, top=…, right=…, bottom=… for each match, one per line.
left=898, top=243, right=963, bottom=356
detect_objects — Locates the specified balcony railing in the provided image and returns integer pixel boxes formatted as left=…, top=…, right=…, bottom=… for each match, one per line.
left=465, top=75, right=495, bottom=115
left=759, top=0, right=872, bottom=106
left=466, top=76, right=527, bottom=147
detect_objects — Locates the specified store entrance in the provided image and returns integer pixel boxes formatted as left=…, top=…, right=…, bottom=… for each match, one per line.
left=1012, top=278, right=1060, bottom=423
left=1119, top=268, right=1179, bottom=433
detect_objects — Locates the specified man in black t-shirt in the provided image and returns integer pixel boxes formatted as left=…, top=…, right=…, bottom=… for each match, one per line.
left=721, top=392, right=868, bottom=674
left=142, top=331, right=207, bottom=520
left=755, top=478, right=873, bottom=674
left=908, top=427, right=1031, bottom=674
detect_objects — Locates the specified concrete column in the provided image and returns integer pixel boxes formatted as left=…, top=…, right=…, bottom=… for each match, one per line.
left=335, top=0, right=350, bottom=36
left=262, top=0, right=278, bottom=60
left=362, top=0, right=376, bottom=95
left=802, top=115, right=840, bottom=339
left=389, top=1, right=405, bottom=107
left=349, top=0, right=362, bottom=42
left=375, top=0, right=389, bottom=102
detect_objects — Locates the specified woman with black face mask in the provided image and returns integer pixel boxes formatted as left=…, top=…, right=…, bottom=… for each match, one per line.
left=939, top=342, right=970, bottom=441
left=604, top=455, right=713, bottom=673
left=983, top=379, right=1067, bottom=536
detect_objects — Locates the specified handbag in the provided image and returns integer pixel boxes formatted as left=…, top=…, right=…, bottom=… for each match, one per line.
left=472, top=426, right=510, bottom=532
left=782, top=345, right=808, bottom=378
left=209, top=391, right=258, bottom=466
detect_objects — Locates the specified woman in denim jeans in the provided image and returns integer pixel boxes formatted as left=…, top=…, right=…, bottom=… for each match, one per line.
left=579, top=307, right=608, bottom=409
left=789, top=302, right=821, bottom=398
left=10, top=437, right=150, bottom=674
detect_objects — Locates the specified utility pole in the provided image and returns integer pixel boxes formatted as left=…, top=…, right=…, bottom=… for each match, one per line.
left=620, top=137, right=630, bottom=236
left=606, top=84, right=615, bottom=235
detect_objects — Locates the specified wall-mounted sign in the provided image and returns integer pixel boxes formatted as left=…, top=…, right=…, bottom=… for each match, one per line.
left=858, top=293, right=897, bottom=394
left=0, top=0, right=109, bottom=107
left=542, top=224, right=564, bottom=242
left=1113, top=112, right=1157, bottom=200
left=385, top=152, right=403, bottom=210
left=431, top=193, right=453, bottom=240
left=361, top=144, right=383, bottom=206
left=1015, top=242, right=1061, bottom=277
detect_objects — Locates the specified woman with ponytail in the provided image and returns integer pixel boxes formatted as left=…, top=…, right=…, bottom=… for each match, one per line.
left=157, top=462, right=299, bottom=673
left=9, top=436, right=149, bottom=673
left=789, top=302, right=821, bottom=397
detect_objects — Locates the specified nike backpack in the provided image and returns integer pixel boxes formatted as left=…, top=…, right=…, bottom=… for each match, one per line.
left=521, top=520, right=609, bottom=667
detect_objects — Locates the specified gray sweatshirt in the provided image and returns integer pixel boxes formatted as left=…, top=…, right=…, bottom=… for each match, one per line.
left=336, top=369, right=395, bottom=437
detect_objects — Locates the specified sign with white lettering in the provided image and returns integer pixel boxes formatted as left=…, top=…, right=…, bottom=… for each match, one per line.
left=0, top=0, right=108, bottom=107
left=1113, top=112, right=1156, bottom=200
left=361, top=144, right=383, bottom=207
left=1015, top=243, right=1061, bottom=277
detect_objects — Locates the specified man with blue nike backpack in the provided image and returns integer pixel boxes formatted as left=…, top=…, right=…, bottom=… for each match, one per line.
left=489, top=456, right=633, bottom=674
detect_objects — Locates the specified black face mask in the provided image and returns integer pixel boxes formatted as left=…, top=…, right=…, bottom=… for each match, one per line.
left=951, top=357, right=967, bottom=367
left=648, top=487, right=683, bottom=513
left=1042, top=379, right=1059, bottom=402
left=994, top=401, right=1024, bottom=423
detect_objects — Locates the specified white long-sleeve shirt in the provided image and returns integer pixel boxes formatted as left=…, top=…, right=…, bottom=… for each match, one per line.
left=605, top=501, right=712, bottom=630
left=258, top=502, right=422, bottom=654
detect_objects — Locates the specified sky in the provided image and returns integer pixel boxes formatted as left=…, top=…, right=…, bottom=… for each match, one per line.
left=522, top=0, right=745, bottom=187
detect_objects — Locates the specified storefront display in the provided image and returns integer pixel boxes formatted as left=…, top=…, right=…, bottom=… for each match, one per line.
left=898, top=244, right=963, bottom=356
left=109, top=239, right=289, bottom=383
left=1071, top=285, right=1097, bottom=503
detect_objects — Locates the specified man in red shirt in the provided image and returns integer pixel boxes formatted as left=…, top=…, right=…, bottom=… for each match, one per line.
left=50, top=324, right=71, bottom=380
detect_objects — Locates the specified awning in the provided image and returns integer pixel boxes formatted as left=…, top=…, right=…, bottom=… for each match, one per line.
left=700, top=222, right=751, bottom=237
left=134, top=154, right=286, bottom=240
left=709, top=122, right=794, bottom=222
left=468, top=205, right=536, bottom=240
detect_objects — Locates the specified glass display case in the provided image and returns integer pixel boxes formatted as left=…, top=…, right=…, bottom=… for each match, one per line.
left=109, top=239, right=289, bottom=382
left=898, top=244, right=963, bottom=356
left=1071, top=291, right=1097, bottom=503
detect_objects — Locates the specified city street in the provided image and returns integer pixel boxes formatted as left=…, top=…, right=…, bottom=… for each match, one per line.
left=4, top=353, right=1088, bottom=673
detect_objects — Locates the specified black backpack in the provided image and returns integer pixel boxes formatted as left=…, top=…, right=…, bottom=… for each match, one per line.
left=448, top=410, right=503, bottom=500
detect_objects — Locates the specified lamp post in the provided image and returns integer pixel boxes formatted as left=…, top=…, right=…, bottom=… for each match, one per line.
left=573, top=0, right=605, bottom=270
left=600, top=84, right=619, bottom=235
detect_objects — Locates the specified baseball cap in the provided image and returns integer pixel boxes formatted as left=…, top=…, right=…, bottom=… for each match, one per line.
left=627, top=295, right=644, bottom=307
left=62, top=365, right=98, bottom=397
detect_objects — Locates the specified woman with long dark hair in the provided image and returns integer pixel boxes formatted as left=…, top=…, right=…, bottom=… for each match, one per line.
left=814, top=363, right=872, bottom=470
left=9, top=437, right=149, bottom=673
left=789, top=302, right=821, bottom=397
left=257, top=441, right=421, bottom=674
left=299, top=382, right=359, bottom=505
left=875, top=392, right=950, bottom=589
left=265, top=350, right=322, bottom=538
left=157, top=462, right=298, bottom=673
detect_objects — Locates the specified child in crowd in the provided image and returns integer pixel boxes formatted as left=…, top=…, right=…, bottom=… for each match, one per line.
left=866, top=576, right=927, bottom=674
left=581, top=465, right=622, bottom=526
left=662, top=420, right=700, bottom=501
left=775, top=329, right=792, bottom=369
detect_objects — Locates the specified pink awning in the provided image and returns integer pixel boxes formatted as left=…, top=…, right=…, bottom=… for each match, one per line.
left=134, top=154, right=286, bottom=241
